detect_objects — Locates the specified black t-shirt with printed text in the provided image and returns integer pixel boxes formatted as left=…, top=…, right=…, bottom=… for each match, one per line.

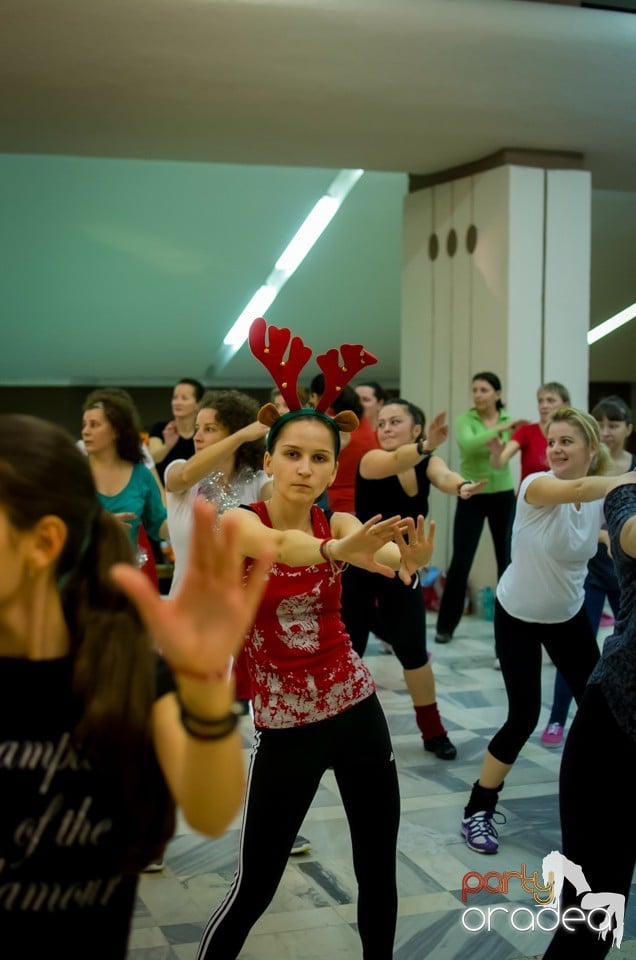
left=0, top=654, right=174, bottom=958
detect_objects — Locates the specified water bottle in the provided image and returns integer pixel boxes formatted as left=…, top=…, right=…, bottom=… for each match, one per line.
left=475, top=588, right=485, bottom=619
left=482, top=586, right=495, bottom=622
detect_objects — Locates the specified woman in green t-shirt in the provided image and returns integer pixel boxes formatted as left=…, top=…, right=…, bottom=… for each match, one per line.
left=435, top=371, right=525, bottom=645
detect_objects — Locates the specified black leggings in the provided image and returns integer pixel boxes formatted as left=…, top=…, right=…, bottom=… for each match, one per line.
left=490, top=600, right=600, bottom=765
left=196, top=694, right=400, bottom=960
left=340, top=565, right=429, bottom=668
left=436, top=491, right=515, bottom=637
left=543, top=684, right=636, bottom=958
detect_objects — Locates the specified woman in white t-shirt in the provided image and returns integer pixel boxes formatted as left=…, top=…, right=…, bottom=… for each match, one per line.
left=460, top=407, right=634, bottom=856
left=164, top=390, right=271, bottom=595
left=164, top=390, right=271, bottom=717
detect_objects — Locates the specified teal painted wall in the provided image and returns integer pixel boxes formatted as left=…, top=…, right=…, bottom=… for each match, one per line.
left=0, top=154, right=407, bottom=386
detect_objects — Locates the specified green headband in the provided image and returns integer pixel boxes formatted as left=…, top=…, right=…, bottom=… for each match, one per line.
left=265, top=407, right=341, bottom=455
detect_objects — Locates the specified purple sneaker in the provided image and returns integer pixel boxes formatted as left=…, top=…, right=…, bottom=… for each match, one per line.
left=461, top=810, right=506, bottom=854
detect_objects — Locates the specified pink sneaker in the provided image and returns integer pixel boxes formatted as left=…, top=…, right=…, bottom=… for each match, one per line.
left=540, top=722, right=564, bottom=748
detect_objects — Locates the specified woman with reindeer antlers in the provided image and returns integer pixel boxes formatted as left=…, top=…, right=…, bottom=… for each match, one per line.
left=196, top=319, right=436, bottom=960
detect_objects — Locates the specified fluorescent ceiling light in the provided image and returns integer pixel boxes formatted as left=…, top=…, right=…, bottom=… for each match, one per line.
left=221, top=169, right=364, bottom=356
left=587, top=302, right=636, bottom=345
left=275, top=196, right=340, bottom=276
left=224, top=285, right=278, bottom=348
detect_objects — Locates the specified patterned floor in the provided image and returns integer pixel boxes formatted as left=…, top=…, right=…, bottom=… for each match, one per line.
left=128, top=614, right=634, bottom=959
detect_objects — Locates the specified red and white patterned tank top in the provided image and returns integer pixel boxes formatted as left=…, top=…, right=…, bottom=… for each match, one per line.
left=241, top=502, right=375, bottom=729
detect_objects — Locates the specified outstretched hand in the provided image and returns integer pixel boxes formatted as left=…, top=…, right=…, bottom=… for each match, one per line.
left=458, top=479, right=488, bottom=499
left=504, top=418, right=530, bottom=433
left=425, top=411, right=449, bottom=450
left=331, top=514, right=405, bottom=578
left=110, top=498, right=273, bottom=674
left=392, top=516, right=436, bottom=584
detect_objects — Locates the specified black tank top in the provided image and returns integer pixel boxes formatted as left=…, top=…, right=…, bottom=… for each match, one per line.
left=354, top=456, right=432, bottom=523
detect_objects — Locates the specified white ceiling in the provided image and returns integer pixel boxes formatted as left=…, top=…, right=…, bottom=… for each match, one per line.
left=1, top=0, right=635, bottom=387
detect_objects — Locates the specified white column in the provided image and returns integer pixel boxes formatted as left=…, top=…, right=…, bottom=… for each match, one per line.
left=402, top=162, right=591, bottom=595
left=543, top=169, right=592, bottom=409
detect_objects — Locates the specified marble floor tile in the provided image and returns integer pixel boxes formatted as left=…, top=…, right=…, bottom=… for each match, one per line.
left=128, top=615, right=632, bottom=960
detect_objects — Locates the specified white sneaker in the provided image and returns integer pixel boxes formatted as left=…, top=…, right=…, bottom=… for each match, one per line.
left=290, top=835, right=311, bottom=856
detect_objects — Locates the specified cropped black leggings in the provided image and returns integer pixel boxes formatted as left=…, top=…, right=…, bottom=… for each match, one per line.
left=489, top=599, right=600, bottom=765
left=340, top=565, right=429, bottom=668
left=196, top=694, right=400, bottom=960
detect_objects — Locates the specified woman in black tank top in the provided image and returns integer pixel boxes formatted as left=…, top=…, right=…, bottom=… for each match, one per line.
left=339, top=399, right=485, bottom=760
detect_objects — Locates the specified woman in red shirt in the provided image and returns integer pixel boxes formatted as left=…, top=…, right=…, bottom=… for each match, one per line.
left=196, top=322, right=435, bottom=960
left=487, top=380, right=570, bottom=482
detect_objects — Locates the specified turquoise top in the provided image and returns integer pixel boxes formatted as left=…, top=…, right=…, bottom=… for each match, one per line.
left=97, top=462, right=167, bottom=546
left=455, top=408, right=515, bottom=494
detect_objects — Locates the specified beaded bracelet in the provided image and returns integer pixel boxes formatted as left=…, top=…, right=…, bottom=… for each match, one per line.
left=178, top=695, right=239, bottom=741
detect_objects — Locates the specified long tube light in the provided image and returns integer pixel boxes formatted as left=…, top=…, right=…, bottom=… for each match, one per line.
left=274, top=196, right=340, bottom=276
left=587, top=302, right=636, bottom=345
left=221, top=285, right=278, bottom=352
left=223, top=169, right=364, bottom=351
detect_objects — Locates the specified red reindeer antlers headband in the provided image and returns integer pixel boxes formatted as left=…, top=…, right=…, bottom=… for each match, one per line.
left=248, top=317, right=377, bottom=412
left=248, top=317, right=378, bottom=452
left=248, top=319, right=313, bottom=412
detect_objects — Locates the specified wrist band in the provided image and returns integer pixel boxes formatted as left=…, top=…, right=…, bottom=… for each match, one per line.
left=319, top=537, right=334, bottom=562
left=318, top=536, right=347, bottom=575
left=416, top=438, right=434, bottom=457
left=178, top=696, right=239, bottom=741
left=181, top=712, right=239, bottom=740
left=456, top=480, right=472, bottom=495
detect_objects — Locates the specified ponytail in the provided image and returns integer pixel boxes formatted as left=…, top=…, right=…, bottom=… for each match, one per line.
left=68, top=510, right=151, bottom=749
left=68, top=510, right=175, bottom=870
left=0, top=414, right=175, bottom=870
left=589, top=443, right=613, bottom=477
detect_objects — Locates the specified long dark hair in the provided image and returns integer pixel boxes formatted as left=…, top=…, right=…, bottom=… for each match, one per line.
left=0, top=414, right=175, bottom=870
